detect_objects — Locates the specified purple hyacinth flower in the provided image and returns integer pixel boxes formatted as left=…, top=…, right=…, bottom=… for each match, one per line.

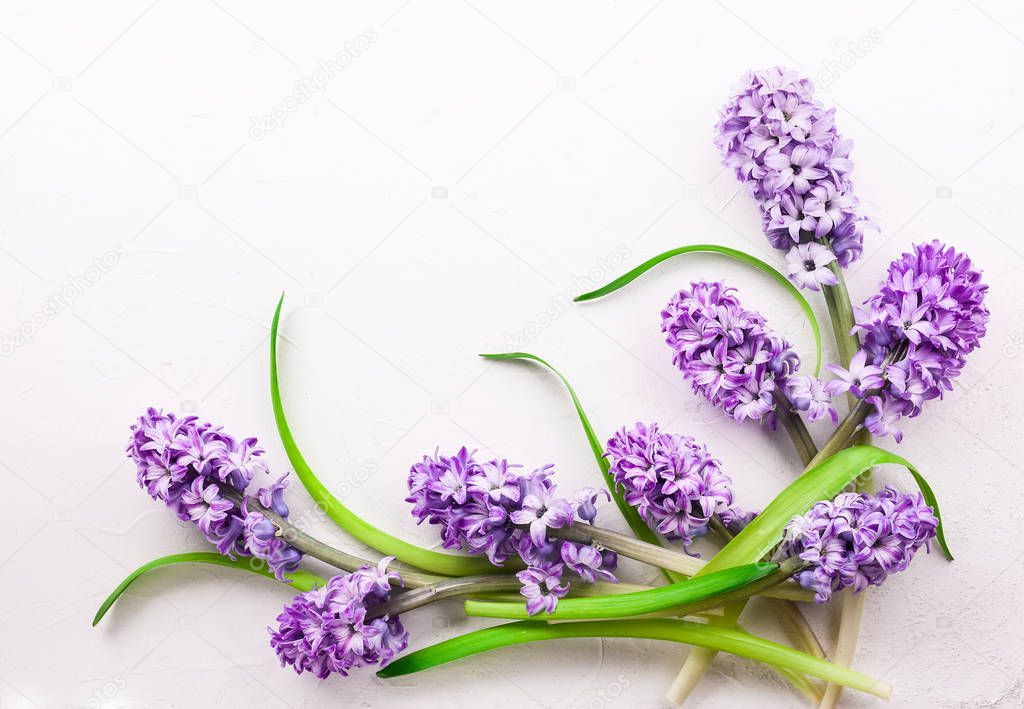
left=785, top=242, right=838, bottom=291
left=824, top=350, right=883, bottom=398
left=128, top=408, right=303, bottom=579
left=405, top=448, right=617, bottom=613
left=561, top=543, right=618, bottom=584
left=661, top=281, right=831, bottom=426
left=573, top=487, right=609, bottom=525
left=826, top=241, right=988, bottom=440
left=510, top=486, right=574, bottom=546
left=516, top=562, right=570, bottom=615
left=258, top=473, right=292, bottom=517
left=786, top=375, right=838, bottom=423
left=605, top=423, right=735, bottom=547
left=715, top=67, right=873, bottom=284
left=269, top=559, right=408, bottom=678
left=778, top=487, right=937, bottom=603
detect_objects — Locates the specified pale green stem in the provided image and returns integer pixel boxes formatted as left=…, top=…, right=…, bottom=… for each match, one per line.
left=220, top=488, right=442, bottom=588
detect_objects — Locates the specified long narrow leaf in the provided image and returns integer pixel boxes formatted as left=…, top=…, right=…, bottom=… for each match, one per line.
left=377, top=619, right=891, bottom=699
left=271, top=295, right=500, bottom=577
left=665, top=444, right=950, bottom=701
left=464, top=562, right=779, bottom=620
left=479, top=351, right=682, bottom=583
left=92, top=552, right=324, bottom=626
left=573, top=244, right=822, bottom=375
left=704, top=444, right=951, bottom=576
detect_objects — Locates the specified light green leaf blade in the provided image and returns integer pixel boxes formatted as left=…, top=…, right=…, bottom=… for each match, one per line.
left=271, top=295, right=502, bottom=577
left=702, top=444, right=951, bottom=577
left=573, top=244, right=822, bottom=375
left=479, top=351, right=682, bottom=583
left=464, top=562, right=779, bottom=620
left=377, top=619, right=891, bottom=699
left=92, top=552, right=324, bottom=626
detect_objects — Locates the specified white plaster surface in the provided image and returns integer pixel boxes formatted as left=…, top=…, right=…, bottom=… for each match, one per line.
left=1, top=2, right=1022, bottom=707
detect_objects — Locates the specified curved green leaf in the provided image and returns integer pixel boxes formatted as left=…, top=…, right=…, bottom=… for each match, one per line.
left=464, top=562, right=779, bottom=620
left=704, top=444, right=951, bottom=576
left=573, top=244, right=822, bottom=375
left=92, top=552, right=325, bottom=626
left=271, top=295, right=501, bottom=577
left=479, top=351, right=682, bottom=583
left=664, top=444, right=950, bottom=701
left=377, top=619, right=891, bottom=699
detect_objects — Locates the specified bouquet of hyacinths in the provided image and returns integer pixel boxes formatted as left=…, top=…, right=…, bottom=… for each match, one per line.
left=94, top=67, right=987, bottom=706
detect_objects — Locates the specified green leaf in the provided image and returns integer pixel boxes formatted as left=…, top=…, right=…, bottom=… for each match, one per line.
left=271, top=295, right=502, bottom=577
left=573, top=244, right=822, bottom=376
left=377, top=619, right=891, bottom=699
left=479, top=351, right=682, bottom=583
left=702, top=444, right=951, bottom=577
left=464, top=562, right=779, bottom=620
left=92, top=552, right=324, bottom=626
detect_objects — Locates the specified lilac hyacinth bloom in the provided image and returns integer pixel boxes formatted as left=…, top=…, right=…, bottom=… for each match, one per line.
left=517, top=561, right=570, bottom=615
left=270, top=558, right=408, bottom=678
left=406, top=448, right=618, bottom=614
left=715, top=67, right=872, bottom=283
left=661, top=281, right=835, bottom=425
left=787, top=375, right=838, bottom=424
left=127, top=408, right=302, bottom=580
left=824, top=350, right=883, bottom=399
left=827, top=241, right=989, bottom=441
left=777, top=487, right=938, bottom=603
left=785, top=242, right=838, bottom=292
left=510, top=484, right=574, bottom=546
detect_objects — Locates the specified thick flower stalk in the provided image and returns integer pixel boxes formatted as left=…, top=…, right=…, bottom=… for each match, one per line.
left=128, top=407, right=302, bottom=579
left=777, top=487, right=938, bottom=603
left=270, top=558, right=409, bottom=678
left=407, top=448, right=618, bottom=614
left=661, top=281, right=834, bottom=427
left=605, top=422, right=753, bottom=545
left=826, top=240, right=989, bottom=442
left=715, top=66, right=872, bottom=287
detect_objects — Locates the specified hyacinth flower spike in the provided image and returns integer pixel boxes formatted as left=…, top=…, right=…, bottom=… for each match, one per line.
left=825, top=240, right=989, bottom=444
left=715, top=66, right=872, bottom=286
left=375, top=482, right=936, bottom=697
left=126, top=407, right=461, bottom=587
left=715, top=66, right=872, bottom=369
left=661, top=281, right=832, bottom=464
left=406, top=447, right=813, bottom=610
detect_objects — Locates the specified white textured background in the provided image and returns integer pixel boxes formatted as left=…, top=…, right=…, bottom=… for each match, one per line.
left=2, top=2, right=1022, bottom=707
